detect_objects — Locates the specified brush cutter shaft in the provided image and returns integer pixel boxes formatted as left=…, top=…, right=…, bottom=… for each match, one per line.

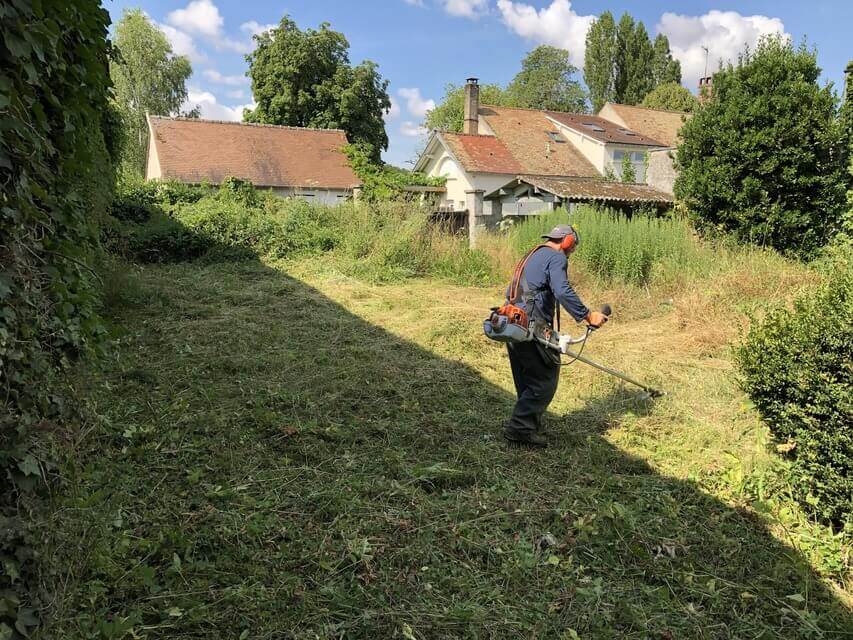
left=556, top=346, right=663, bottom=396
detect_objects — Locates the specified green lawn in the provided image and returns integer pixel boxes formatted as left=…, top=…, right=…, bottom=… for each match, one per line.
left=39, top=257, right=851, bottom=639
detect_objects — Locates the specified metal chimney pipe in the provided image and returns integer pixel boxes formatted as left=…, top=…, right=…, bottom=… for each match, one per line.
left=463, top=77, right=479, bottom=135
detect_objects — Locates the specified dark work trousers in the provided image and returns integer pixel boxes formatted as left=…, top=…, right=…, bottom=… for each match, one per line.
left=506, top=340, right=560, bottom=433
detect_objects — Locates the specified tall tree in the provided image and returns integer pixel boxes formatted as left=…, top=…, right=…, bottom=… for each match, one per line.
left=246, top=16, right=391, bottom=162
left=111, top=8, right=194, bottom=176
left=675, top=36, right=846, bottom=257
left=651, top=34, right=681, bottom=86
left=641, top=82, right=698, bottom=112
left=424, top=83, right=508, bottom=132
left=505, top=45, right=588, bottom=112
left=615, top=15, right=655, bottom=105
left=584, top=11, right=617, bottom=112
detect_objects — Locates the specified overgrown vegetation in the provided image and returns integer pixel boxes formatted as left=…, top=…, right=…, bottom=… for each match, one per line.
left=675, top=36, right=847, bottom=258
left=737, top=261, right=852, bottom=528
left=1, top=1, right=114, bottom=636
left=640, top=82, right=698, bottom=112
left=343, top=143, right=445, bottom=202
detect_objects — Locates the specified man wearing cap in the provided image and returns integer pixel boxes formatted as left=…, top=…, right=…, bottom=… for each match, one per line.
left=503, top=224, right=608, bottom=447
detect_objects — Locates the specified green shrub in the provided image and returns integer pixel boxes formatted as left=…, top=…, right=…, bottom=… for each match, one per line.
left=736, top=265, right=852, bottom=527
left=675, top=36, right=846, bottom=258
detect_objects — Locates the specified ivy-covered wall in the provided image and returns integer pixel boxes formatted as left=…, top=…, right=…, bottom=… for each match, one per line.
left=1, top=1, right=115, bottom=635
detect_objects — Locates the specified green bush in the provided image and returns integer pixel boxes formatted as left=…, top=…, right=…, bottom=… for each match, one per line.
left=675, top=36, right=846, bottom=258
left=736, top=265, right=852, bottom=527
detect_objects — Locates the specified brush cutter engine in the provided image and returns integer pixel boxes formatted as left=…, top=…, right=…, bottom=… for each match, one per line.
left=483, top=310, right=533, bottom=343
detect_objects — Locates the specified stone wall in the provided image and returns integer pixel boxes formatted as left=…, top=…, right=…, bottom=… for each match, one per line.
left=646, top=148, right=678, bottom=195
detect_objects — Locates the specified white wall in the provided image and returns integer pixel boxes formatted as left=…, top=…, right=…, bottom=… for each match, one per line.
left=271, top=187, right=351, bottom=205
left=551, top=122, right=607, bottom=174
left=421, top=146, right=474, bottom=209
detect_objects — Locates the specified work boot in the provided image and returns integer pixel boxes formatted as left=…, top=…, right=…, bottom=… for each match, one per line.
left=503, top=427, right=548, bottom=448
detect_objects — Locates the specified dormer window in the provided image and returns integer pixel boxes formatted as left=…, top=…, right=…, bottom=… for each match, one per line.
left=546, top=131, right=566, bottom=143
left=617, top=128, right=637, bottom=136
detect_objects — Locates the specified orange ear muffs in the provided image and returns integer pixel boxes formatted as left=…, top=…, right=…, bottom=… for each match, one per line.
left=559, top=228, right=578, bottom=252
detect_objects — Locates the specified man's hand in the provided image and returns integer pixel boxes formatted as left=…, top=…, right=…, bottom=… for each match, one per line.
left=586, top=311, right=608, bottom=328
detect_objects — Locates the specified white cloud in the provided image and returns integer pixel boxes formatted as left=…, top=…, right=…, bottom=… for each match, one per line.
left=226, top=89, right=247, bottom=99
left=401, top=121, right=428, bottom=137
left=203, top=69, right=249, bottom=85
left=386, top=97, right=401, bottom=120
left=240, top=20, right=277, bottom=36
left=157, top=22, right=206, bottom=63
left=167, top=0, right=223, bottom=38
left=441, top=0, right=488, bottom=19
left=186, top=89, right=255, bottom=121
left=398, top=87, right=435, bottom=118
left=496, top=0, right=593, bottom=67
left=404, top=0, right=425, bottom=6
left=657, top=10, right=788, bottom=88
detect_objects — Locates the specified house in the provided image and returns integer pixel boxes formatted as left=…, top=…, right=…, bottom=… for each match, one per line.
left=597, top=102, right=691, bottom=195
left=145, top=115, right=360, bottom=204
left=414, top=78, right=689, bottom=244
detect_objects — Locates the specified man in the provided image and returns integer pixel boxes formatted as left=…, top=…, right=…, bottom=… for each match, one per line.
left=504, top=224, right=607, bottom=447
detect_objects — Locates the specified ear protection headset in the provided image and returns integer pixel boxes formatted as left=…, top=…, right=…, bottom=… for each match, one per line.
left=559, top=226, right=579, bottom=252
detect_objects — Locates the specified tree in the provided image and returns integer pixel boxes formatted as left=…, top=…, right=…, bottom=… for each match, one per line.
left=505, top=45, right=588, bottom=112
left=620, top=153, right=636, bottom=183
left=651, top=34, right=681, bottom=86
left=641, top=82, right=698, bottom=112
left=424, top=83, right=508, bottom=132
left=246, top=16, right=391, bottom=162
left=614, top=15, right=655, bottom=106
left=841, top=61, right=853, bottom=161
left=584, top=11, right=617, bottom=112
left=675, top=37, right=846, bottom=257
left=111, top=9, right=194, bottom=176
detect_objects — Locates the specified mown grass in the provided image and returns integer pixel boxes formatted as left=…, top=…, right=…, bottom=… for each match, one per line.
left=38, top=248, right=851, bottom=638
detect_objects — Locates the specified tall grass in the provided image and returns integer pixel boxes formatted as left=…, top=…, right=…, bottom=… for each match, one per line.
left=500, top=206, right=713, bottom=286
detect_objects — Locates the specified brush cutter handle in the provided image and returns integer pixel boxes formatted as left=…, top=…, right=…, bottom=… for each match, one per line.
left=586, top=304, right=611, bottom=330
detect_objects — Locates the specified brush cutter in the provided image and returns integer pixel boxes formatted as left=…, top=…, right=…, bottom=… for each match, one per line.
left=484, top=304, right=665, bottom=399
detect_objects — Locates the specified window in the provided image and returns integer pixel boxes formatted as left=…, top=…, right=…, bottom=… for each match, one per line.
left=613, top=150, right=624, bottom=161
left=546, top=131, right=566, bottom=143
left=631, top=151, right=644, bottom=162
left=582, top=122, right=605, bottom=132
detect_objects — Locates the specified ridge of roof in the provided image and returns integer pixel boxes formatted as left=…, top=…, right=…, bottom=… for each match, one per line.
left=604, top=102, right=690, bottom=116
left=147, top=115, right=348, bottom=134
left=480, top=103, right=588, bottom=118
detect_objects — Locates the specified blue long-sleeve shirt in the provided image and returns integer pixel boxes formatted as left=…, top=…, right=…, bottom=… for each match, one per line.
left=507, top=246, right=589, bottom=326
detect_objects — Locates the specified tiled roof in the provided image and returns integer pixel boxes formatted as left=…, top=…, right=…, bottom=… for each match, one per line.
left=488, top=175, right=673, bottom=204
left=545, top=111, right=666, bottom=146
left=147, top=116, right=360, bottom=189
left=600, top=103, right=689, bottom=147
left=476, top=106, right=599, bottom=177
left=441, top=132, right=523, bottom=174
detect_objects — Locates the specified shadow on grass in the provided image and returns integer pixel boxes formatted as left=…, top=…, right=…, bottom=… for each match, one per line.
left=42, top=255, right=850, bottom=639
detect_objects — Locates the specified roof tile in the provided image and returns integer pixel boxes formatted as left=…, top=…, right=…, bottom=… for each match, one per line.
left=600, top=103, right=690, bottom=147
left=147, top=116, right=360, bottom=189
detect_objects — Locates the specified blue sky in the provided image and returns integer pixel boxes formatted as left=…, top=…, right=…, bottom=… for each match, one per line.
left=106, top=0, right=852, bottom=167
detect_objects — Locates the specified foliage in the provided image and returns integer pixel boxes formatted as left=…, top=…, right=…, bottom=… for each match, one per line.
left=111, top=9, right=194, bottom=177
left=674, top=36, right=847, bottom=258
left=584, top=11, right=617, bottom=113
left=245, top=16, right=391, bottom=162
left=585, top=12, right=680, bottom=112
left=506, top=208, right=707, bottom=286
left=1, top=0, right=113, bottom=636
left=504, top=45, right=588, bottom=113
left=737, top=263, right=852, bottom=527
left=424, top=83, right=508, bottom=132
left=343, top=143, right=445, bottom=202
left=640, top=82, right=698, bottom=112
left=651, top=35, right=682, bottom=87
left=841, top=61, right=853, bottom=169
left=621, top=153, right=637, bottom=183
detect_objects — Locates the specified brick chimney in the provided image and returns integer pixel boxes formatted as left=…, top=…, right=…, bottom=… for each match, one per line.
left=698, top=76, right=713, bottom=104
left=463, top=77, right=479, bottom=135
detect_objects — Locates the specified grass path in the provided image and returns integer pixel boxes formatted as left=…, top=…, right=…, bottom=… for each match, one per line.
left=40, top=258, right=851, bottom=639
